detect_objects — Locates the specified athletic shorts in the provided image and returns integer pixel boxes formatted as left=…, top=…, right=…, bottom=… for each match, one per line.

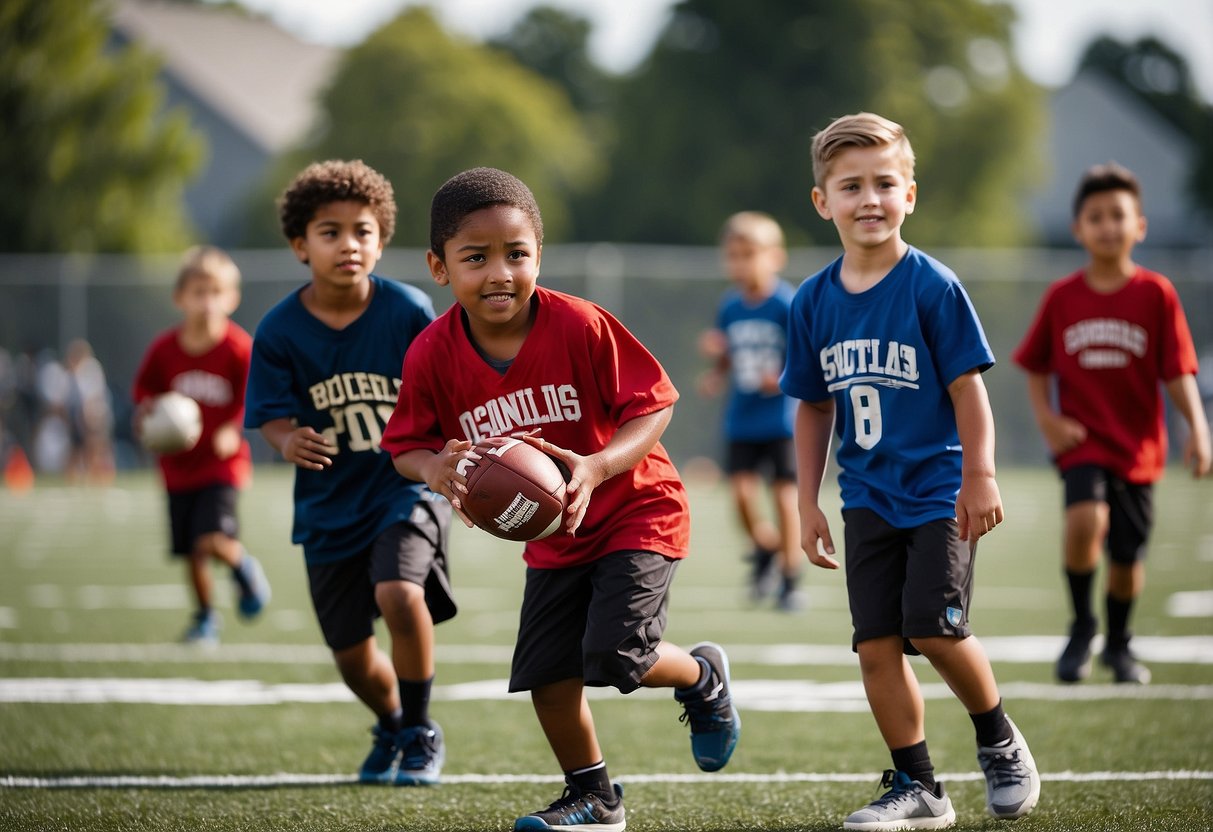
left=509, top=550, right=678, bottom=694
left=306, top=500, right=455, bottom=652
left=168, top=484, right=239, bottom=556
left=1063, top=465, right=1153, bottom=564
left=725, top=438, right=796, bottom=481
left=843, top=508, right=974, bottom=655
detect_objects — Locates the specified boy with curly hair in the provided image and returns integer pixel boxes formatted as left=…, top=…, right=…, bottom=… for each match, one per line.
left=245, top=159, right=456, bottom=785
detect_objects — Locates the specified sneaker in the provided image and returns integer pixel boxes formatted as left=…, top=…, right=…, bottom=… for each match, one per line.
left=977, top=716, right=1040, bottom=819
left=1056, top=619, right=1096, bottom=683
left=1101, top=644, right=1151, bottom=684
left=776, top=578, right=807, bottom=613
left=843, top=770, right=955, bottom=831
left=358, top=724, right=400, bottom=784
left=514, top=782, right=625, bottom=831
left=233, top=554, right=271, bottom=619
left=395, top=720, right=444, bottom=785
left=182, top=610, right=220, bottom=646
left=674, top=642, right=740, bottom=772
left=747, top=547, right=778, bottom=602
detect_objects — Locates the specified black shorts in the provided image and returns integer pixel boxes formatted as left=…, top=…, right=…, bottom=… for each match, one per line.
left=306, top=500, right=455, bottom=652
left=509, top=550, right=678, bottom=694
left=725, top=438, right=796, bottom=482
left=843, top=508, right=975, bottom=655
left=168, top=485, right=239, bottom=556
left=1063, top=465, right=1153, bottom=564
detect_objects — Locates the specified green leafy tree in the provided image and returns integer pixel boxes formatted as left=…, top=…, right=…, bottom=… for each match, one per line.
left=583, top=0, right=1042, bottom=246
left=0, top=0, right=202, bottom=252
left=248, top=7, right=600, bottom=248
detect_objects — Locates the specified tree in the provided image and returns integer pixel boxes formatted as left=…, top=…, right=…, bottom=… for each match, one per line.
left=246, top=7, right=601, bottom=248
left=0, top=0, right=202, bottom=252
left=581, top=0, right=1043, bottom=246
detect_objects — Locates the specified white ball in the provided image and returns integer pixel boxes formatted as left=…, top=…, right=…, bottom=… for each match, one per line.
left=141, top=392, right=202, bottom=454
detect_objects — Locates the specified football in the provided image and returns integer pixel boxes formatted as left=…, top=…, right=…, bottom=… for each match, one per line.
left=140, top=391, right=203, bottom=455
left=456, top=436, right=567, bottom=541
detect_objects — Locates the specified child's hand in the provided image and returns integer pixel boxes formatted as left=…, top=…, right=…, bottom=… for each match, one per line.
left=956, top=472, right=1004, bottom=544
left=424, top=438, right=477, bottom=528
left=801, top=506, right=840, bottom=570
left=212, top=423, right=242, bottom=460
left=1041, top=413, right=1087, bottom=457
left=280, top=427, right=338, bottom=471
left=1184, top=429, right=1212, bottom=478
left=521, top=433, right=600, bottom=536
left=698, top=329, right=727, bottom=360
left=758, top=371, right=782, bottom=395
left=131, top=399, right=154, bottom=440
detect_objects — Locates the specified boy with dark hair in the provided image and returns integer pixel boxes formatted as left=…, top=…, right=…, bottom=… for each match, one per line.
left=381, top=166, right=740, bottom=831
left=245, top=159, right=456, bottom=785
left=133, top=245, right=270, bottom=645
left=783, top=112, right=1039, bottom=829
left=1014, top=161, right=1210, bottom=685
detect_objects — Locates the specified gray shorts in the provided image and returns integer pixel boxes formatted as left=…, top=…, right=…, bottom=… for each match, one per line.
left=509, top=550, right=678, bottom=694
left=843, top=508, right=974, bottom=655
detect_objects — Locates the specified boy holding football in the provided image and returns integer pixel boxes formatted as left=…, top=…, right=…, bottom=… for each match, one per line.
left=381, top=167, right=741, bottom=831
left=1013, top=162, right=1210, bottom=685
left=244, top=159, right=455, bottom=785
left=781, top=112, right=1039, bottom=828
left=132, top=245, right=270, bottom=646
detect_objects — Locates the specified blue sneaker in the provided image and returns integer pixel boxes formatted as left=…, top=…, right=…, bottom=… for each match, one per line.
left=359, top=725, right=400, bottom=784
left=514, top=782, right=625, bottom=831
left=233, top=553, right=271, bottom=619
left=674, top=642, right=740, bottom=772
left=395, top=720, right=444, bottom=785
left=182, top=609, right=220, bottom=646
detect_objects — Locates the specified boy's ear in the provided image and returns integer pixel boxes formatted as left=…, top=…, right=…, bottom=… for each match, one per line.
left=904, top=180, right=917, bottom=215
left=426, top=249, right=449, bottom=285
left=1136, top=213, right=1148, bottom=243
left=289, top=236, right=310, bottom=266
left=811, top=186, right=832, bottom=220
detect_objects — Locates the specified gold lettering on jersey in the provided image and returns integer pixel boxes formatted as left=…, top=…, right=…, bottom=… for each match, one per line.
left=819, top=339, right=920, bottom=391
left=1063, top=318, right=1147, bottom=367
left=306, top=373, right=402, bottom=455
left=458, top=384, right=582, bottom=442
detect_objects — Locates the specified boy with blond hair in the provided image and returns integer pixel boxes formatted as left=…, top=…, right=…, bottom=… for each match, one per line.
left=781, top=112, right=1039, bottom=829
left=133, top=246, right=270, bottom=645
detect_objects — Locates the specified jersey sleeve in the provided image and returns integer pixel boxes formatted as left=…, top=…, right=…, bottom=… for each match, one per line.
left=923, top=276, right=995, bottom=384
left=589, top=308, right=679, bottom=424
left=132, top=335, right=169, bottom=403
left=244, top=321, right=297, bottom=429
left=1158, top=278, right=1199, bottom=381
left=1012, top=285, right=1058, bottom=374
left=780, top=281, right=829, bottom=402
left=380, top=332, right=445, bottom=457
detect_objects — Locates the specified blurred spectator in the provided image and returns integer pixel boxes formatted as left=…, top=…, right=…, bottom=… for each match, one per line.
left=64, top=339, right=116, bottom=484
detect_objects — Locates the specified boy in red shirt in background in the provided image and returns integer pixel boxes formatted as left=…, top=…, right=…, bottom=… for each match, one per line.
left=134, top=246, right=270, bottom=645
left=1014, top=162, right=1210, bottom=685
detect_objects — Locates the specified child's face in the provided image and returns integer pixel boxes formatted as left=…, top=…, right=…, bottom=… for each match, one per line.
left=174, top=272, right=238, bottom=326
left=811, top=144, right=916, bottom=251
left=289, top=200, right=384, bottom=289
left=1071, top=190, right=1146, bottom=262
left=723, top=236, right=786, bottom=292
left=427, top=204, right=541, bottom=332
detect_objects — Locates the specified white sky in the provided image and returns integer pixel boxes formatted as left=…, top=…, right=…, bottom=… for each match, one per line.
left=222, top=0, right=1213, bottom=101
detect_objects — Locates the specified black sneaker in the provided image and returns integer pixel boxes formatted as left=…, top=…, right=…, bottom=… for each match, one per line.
left=675, top=642, right=740, bottom=772
left=1056, top=619, right=1096, bottom=683
left=747, top=547, right=778, bottom=602
left=1101, top=644, right=1151, bottom=684
left=514, top=782, right=625, bottom=831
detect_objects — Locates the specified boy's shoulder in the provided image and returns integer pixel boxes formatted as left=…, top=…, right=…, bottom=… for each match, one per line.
left=372, top=274, right=435, bottom=312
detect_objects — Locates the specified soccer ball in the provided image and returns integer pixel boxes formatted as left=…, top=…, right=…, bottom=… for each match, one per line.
left=140, top=392, right=202, bottom=455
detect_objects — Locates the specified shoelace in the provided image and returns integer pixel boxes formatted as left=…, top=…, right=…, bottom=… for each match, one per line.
left=539, top=786, right=602, bottom=823
left=678, top=677, right=731, bottom=730
left=869, top=770, right=921, bottom=809
left=981, top=747, right=1028, bottom=788
left=399, top=727, right=439, bottom=768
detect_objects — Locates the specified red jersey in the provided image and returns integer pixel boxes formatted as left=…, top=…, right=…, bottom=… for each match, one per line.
left=381, top=287, right=690, bottom=569
left=1012, top=268, right=1198, bottom=483
left=133, top=321, right=253, bottom=493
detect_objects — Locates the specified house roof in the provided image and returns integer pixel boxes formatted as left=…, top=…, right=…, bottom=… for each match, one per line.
left=109, top=0, right=340, bottom=152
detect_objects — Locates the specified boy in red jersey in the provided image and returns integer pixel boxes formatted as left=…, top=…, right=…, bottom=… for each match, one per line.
left=381, top=167, right=740, bottom=831
left=133, top=246, right=270, bottom=645
left=1014, top=162, right=1210, bottom=685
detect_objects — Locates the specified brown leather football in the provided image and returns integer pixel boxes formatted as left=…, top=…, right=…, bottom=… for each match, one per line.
left=457, top=436, right=567, bottom=541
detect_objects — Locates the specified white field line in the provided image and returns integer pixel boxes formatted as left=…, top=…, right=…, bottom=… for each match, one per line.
left=2, top=770, right=1210, bottom=790
left=1, top=635, right=1212, bottom=666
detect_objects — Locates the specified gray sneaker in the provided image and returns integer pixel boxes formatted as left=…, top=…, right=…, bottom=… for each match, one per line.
left=977, top=716, right=1040, bottom=819
left=843, top=770, right=956, bottom=830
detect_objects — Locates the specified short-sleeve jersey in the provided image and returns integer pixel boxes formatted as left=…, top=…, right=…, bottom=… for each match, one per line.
left=133, top=321, right=252, bottom=494
left=380, top=286, right=690, bottom=569
left=1012, top=267, right=1198, bottom=483
left=781, top=247, right=995, bottom=528
left=716, top=280, right=797, bottom=442
left=244, top=276, right=437, bottom=564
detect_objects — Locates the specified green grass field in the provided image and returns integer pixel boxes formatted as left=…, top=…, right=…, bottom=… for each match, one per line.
left=1, top=465, right=1211, bottom=831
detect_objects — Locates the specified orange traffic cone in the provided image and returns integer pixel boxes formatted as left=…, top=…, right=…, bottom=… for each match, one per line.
left=4, top=445, right=35, bottom=494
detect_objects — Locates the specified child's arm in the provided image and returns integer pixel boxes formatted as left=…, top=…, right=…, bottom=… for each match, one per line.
left=793, top=399, right=840, bottom=570
left=696, top=328, right=729, bottom=397
left=393, top=440, right=477, bottom=528
left=258, top=418, right=338, bottom=472
left=1164, top=374, right=1212, bottom=478
left=1024, top=371, right=1086, bottom=457
left=948, top=370, right=1004, bottom=543
left=525, top=406, right=672, bottom=535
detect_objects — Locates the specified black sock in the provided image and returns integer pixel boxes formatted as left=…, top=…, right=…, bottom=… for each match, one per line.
left=379, top=707, right=404, bottom=733
left=677, top=656, right=711, bottom=694
left=567, top=760, right=615, bottom=802
left=1105, top=594, right=1134, bottom=650
left=399, top=677, right=433, bottom=727
left=1065, top=569, right=1096, bottom=626
left=971, top=699, right=1013, bottom=747
left=891, top=741, right=935, bottom=790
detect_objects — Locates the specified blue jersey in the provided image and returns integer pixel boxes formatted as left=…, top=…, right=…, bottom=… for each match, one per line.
left=780, top=247, right=994, bottom=527
left=717, top=280, right=797, bottom=442
left=245, top=275, right=438, bottom=564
